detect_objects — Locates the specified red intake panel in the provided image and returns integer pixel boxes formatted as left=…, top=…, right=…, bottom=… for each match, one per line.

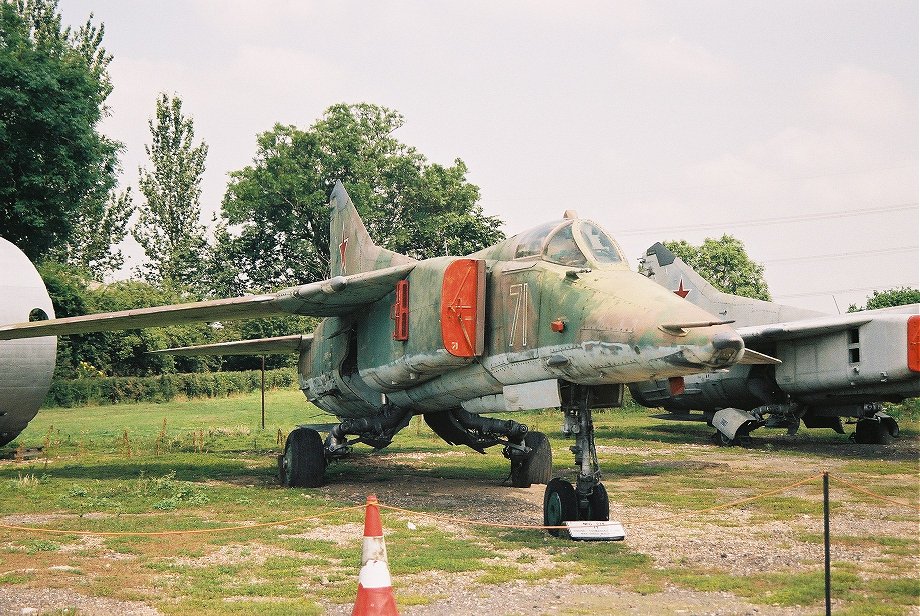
left=668, top=376, right=685, bottom=396
left=392, top=279, right=409, bottom=341
left=441, top=259, right=486, bottom=357
left=909, top=315, right=920, bottom=373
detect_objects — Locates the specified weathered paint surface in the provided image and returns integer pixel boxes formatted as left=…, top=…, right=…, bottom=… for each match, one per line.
left=298, top=188, right=744, bottom=419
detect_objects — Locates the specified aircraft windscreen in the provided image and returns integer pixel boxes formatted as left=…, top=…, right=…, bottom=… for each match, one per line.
left=543, top=223, right=588, bottom=267
left=514, top=221, right=563, bottom=259
left=579, top=222, right=623, bottom=264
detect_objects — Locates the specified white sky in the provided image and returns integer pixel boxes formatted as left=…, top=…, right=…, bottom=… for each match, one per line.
left=59, top=0, right=919, bottom=313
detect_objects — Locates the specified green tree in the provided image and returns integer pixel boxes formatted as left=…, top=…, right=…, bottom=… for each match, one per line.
left=848, top=287, right=920, bottom=312
left=37, top=260, right=220, bottom=377
left=213, top=103, right=503, bottom=294
left=133, top=93, right=208, bottom=288
left=51, top=188, right=133, bottom=278
left=0, top=0, right=123, bottom=266
left=664, top=235, right=771, bottom=301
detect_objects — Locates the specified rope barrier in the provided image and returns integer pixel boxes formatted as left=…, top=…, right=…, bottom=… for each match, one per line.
left=626, top=472, right=827, bottom=525
left=0, top=471, right=915, bottom=537
left=377, top=503, right=567, bottom=531
left=0, top=504, right=365, bottom=537
left=830, top=474, right=920, bottom=512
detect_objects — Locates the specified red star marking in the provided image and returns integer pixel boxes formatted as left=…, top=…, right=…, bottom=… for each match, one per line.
left=339, top=236, right=348, bottom=274
left=339, top=221, right=348, bottom=274
left=674, top=279, right=690, bottom=298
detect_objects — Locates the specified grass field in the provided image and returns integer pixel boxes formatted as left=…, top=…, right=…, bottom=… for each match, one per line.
left=1, top=388, right=917, bottom=615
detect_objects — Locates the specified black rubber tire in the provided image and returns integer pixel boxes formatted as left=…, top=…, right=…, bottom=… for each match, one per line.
left=854, top=420, right=893, bottom=445
left=716, top=431, right=735, bottom=447
left=881, top=417, right=900, bottom=439
left=281, top=427, right=326, bottom=487
left=543, top=478, right=577, bottom=537
left=586, top=483, right=610, bottom=521
left=510, top=431, right=553, bottom=488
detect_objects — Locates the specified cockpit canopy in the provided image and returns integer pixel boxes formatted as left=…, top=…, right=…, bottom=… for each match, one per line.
left=511, top=219, right=625, bottom=268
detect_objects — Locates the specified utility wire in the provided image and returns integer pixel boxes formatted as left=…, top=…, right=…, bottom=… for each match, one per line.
left=774, top=284, right=915, bottom=299
left=762, top=246, right=918, bottom=265
left=618, top=203, right=917, bottom=236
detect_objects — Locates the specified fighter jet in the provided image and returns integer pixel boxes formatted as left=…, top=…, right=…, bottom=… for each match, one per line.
left=632, top=242, right=920, bottom=445
left=0, top=183, right=756, bottom=527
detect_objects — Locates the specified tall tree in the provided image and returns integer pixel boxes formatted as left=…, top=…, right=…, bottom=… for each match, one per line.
left=848, top=287, right=920, bottom=312
left=664, top=235, right=771, bottom=301
left=51, top=188, right=133, bottom=278
left=213, top=103, right=503, bottom=295
left=0, top=0, right=122, bottom=265
left=133, top=93, right=208, bottom=289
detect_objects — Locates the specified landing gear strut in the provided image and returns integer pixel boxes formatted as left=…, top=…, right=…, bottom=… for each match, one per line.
left=544, top=384, right=609, bottom=531
left=425, top=408, right=552, bottom=487
left=853, top=414, right=899, bottom=445
left=279, top=405, right=413, bottom=488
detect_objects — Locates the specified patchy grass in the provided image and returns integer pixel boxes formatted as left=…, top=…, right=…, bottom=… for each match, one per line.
left=0, top=390, right=917, bottom=614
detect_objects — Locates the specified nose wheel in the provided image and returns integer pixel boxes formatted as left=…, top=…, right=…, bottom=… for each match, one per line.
left=543, top=384, right=610, bottom=536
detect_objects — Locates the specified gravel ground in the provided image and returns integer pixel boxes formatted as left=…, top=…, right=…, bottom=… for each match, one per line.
left=1, top=431, right=917, bottom=615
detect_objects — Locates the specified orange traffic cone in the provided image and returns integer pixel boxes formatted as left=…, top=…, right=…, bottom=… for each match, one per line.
left=352, top=494, right=399, bottom=616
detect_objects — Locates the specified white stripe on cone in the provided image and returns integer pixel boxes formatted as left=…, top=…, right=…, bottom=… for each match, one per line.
left=357, top=559, right=393, bottom=589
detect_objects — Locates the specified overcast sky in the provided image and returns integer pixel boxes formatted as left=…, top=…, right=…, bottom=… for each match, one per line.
left=58, top=0, right=918, bottom=312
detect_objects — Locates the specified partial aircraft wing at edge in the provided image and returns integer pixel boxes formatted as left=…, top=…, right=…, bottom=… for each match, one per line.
left=0, top=264, right=416, bottom=340
left=734, top=305, right=918, bottom=343
left=151, top=334, right=313, bottom=356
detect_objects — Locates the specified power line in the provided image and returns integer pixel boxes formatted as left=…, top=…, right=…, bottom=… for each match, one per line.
left=774, top=284, right=916, bottom=300
left=617, top=203, right=917, bottom=236
left=762, top=246, right=918, bottom=265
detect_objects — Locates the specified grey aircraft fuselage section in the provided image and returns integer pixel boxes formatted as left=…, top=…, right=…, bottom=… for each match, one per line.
left=0, top=238, right=56, bottom=446
left=633, top=241, right=920, bottom=443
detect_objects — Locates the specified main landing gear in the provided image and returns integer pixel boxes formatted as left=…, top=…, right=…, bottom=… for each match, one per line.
left=279, top=405, right=413, bottom=488
left=425, top=408, right=553, bottom=488
left=852, top=414, right=899, bottom=445
left=544, top=384, right=609, bottom=535
left=278, top=405, right=554, bottom=489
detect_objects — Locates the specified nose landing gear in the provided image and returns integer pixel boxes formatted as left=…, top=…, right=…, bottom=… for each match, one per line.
left=544, top=384, right=610, bottom=534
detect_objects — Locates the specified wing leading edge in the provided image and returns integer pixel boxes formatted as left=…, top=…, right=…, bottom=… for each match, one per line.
left=152, top=334, right=313, bottom=356
left=0, top=264, right=415, bottom=341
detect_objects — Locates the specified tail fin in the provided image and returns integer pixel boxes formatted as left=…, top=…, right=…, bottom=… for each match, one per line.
left=642, top=243, right=725, bottom=311
left=328, top=182, right=414, bottom=276
left=641, top=242, right=823, bottom=325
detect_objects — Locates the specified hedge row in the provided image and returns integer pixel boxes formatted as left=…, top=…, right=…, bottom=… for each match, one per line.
left=44, top=368, right=299, bottom=408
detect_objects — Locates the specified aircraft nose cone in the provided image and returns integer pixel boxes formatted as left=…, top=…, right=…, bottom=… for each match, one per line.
left=709, top=331, right=744, bottom=367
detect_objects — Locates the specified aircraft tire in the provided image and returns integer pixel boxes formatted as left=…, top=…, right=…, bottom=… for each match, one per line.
left=715, top=431, right=736, bottom=447
left=511, top=431, right=553, bottom=488
left=282, top=427, right=326, bottom=487
left=544, top=478, right=577, bottom=537
left=587, top=483, right=610, bottom=521
left=854, top=420, right=894, bottom=445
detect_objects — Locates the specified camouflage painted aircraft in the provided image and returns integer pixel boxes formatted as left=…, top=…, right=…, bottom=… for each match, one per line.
left=632, top=242, right=920, bottom=445
left=0, top=183, right=765, bottom=527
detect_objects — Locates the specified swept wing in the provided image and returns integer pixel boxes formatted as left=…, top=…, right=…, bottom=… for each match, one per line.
left=0, top=264, right=415, bottom=340
left=152, top=334, right=313, bottom=356
left=735, top=305, right=918, bottom=344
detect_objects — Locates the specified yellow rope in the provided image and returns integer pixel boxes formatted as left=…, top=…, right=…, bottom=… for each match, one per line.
left=830, top=474, right=920, bottom=512
left=2, top=471, right=914, bottom=538
left=377, top=503, right=567, bottom=530
left=0, top=504, right=365, bottom=537
left=626, top=472, right=826, bottom=525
